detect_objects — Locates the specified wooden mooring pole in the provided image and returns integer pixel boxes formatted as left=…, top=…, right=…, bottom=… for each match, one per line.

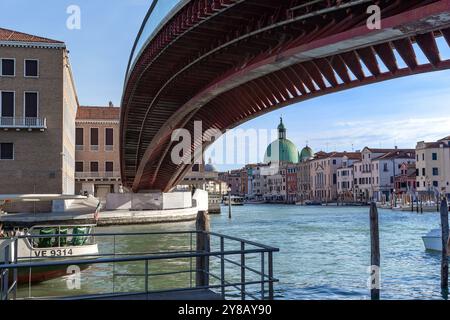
left=228, top=192, right=232, bottom=219
left=370, top=202, right=380, bottom=300
left=196, top=211, right=210, bottom=288
left=440, top=197, right=449, bottom=289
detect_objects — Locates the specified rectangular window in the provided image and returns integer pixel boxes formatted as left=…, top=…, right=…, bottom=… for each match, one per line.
left=24, top=92, right=38, bottom=117
left=422, top=168, right=426, bottom=176
left=76, top=128, right=84, bottom=146
left=24, top=59, right=39, bottom=77
left=75, top=162, right=83, bottom=172
left=1, top=59, right=15, bottom=76
left=105, top=161, right=114, bottom=172
left=90, top=162, right=99, bottom=172
left=433, top=181, right=439, bottom=187
left=90, top=128, right=99, bottom=146
left=0, top=143, right=14, bottom=160
left=105, top=128, right=114, bottom=146
left=1, top=91, right=14, bottom=117
left=432, top=153, right=438, bottom=161
left=433, top=168, right=439, bottom=176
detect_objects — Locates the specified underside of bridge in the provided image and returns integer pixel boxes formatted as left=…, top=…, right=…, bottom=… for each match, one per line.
left=121, top=0, right=450, bottom=192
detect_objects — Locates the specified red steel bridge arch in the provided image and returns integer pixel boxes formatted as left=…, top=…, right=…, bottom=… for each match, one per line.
left=120, top=0, right=450, bottom=192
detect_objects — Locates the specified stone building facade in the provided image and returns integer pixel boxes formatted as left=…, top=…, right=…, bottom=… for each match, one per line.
left=75, top=105, right=121, bottom=199
left=0, top=28, right=78, bottom=212
left=416, top=137, right=450, bottom=197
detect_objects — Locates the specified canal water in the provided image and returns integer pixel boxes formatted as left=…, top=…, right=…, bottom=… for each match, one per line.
left=17, top=205, right=446, bottom=300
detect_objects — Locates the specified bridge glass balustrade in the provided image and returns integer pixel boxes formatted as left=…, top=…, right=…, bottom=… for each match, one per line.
left=0, top=231, right=278, bottom=300
left=127, top=0, right=186, bottom=79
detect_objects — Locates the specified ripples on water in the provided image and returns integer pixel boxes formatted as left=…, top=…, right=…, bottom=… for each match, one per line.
left=18, top=205, right=447, bottom=300
left=209, top=205, right=446, bottom=300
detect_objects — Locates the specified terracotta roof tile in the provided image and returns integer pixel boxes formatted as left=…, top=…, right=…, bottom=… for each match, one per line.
left=314, top=151, right=361, bottom=160
left=421, top=141, right=450, bottom=148
left=364, top=147, right=414, bottom=153
left=0, top=27, right=63, bottom=44
left=76, top=106, right=121, bottom=120
left=373, top=150, right=415, bottom=160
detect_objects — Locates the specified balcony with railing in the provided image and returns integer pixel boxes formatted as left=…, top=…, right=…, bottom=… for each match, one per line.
left=76, top=145, right=115, bottom=152
left=75, top=171, right=121, bottom=180
left=0, top=117, right=47, bottom=130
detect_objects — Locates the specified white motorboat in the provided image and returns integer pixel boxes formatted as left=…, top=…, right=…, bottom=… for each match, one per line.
left=0, top=224, right=99, bottom=284
left=422, top=229, right=448, bottom=251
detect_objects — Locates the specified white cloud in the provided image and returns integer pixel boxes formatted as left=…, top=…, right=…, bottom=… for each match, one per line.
left=300, top=117, right=450, bottom=151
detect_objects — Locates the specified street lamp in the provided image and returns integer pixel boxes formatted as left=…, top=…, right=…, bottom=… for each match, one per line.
left=228, top=185, right=232, bottom=219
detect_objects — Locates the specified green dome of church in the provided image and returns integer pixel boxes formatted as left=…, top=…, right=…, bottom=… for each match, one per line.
left=299, top=145, right=314, bottom=162
left=264, top=118, right=300, bottom=164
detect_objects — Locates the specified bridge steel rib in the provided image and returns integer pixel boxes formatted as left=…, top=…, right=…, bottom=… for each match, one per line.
left=120, top=0, right=450, bottom=192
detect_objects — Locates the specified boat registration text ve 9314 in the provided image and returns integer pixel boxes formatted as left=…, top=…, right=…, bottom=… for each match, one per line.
left=34, top=249, right=73, bottom=257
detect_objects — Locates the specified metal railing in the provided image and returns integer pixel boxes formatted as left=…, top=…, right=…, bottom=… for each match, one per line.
left=75, top=146, right=114, bottom=152
left=75, top=172, right=121, bottom=179
left=0, top=117, right=47, bottom=129
left=0, top=239, right=18, bottom=300
left=0, top=230, right=278, bottom=300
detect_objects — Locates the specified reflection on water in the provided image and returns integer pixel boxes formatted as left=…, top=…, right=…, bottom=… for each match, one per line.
left=17, top=205, right=448, bottom=300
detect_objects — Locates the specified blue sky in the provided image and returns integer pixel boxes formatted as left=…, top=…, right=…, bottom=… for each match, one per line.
left=2, top=0, right=450, bottom=171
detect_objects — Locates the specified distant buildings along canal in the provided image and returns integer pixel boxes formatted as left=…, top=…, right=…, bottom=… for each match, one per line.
left=218, top=119, right=450, bottom=204
left=416, top=137, right=450, bottom=197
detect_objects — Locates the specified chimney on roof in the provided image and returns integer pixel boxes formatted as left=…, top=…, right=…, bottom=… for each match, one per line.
left=109, top=101, right=114, bottom=108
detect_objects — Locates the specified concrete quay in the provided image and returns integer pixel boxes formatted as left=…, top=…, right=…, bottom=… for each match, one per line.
left=0, top=207, right=199, bottom=228
left=0, top=190, right=210, bottom=228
